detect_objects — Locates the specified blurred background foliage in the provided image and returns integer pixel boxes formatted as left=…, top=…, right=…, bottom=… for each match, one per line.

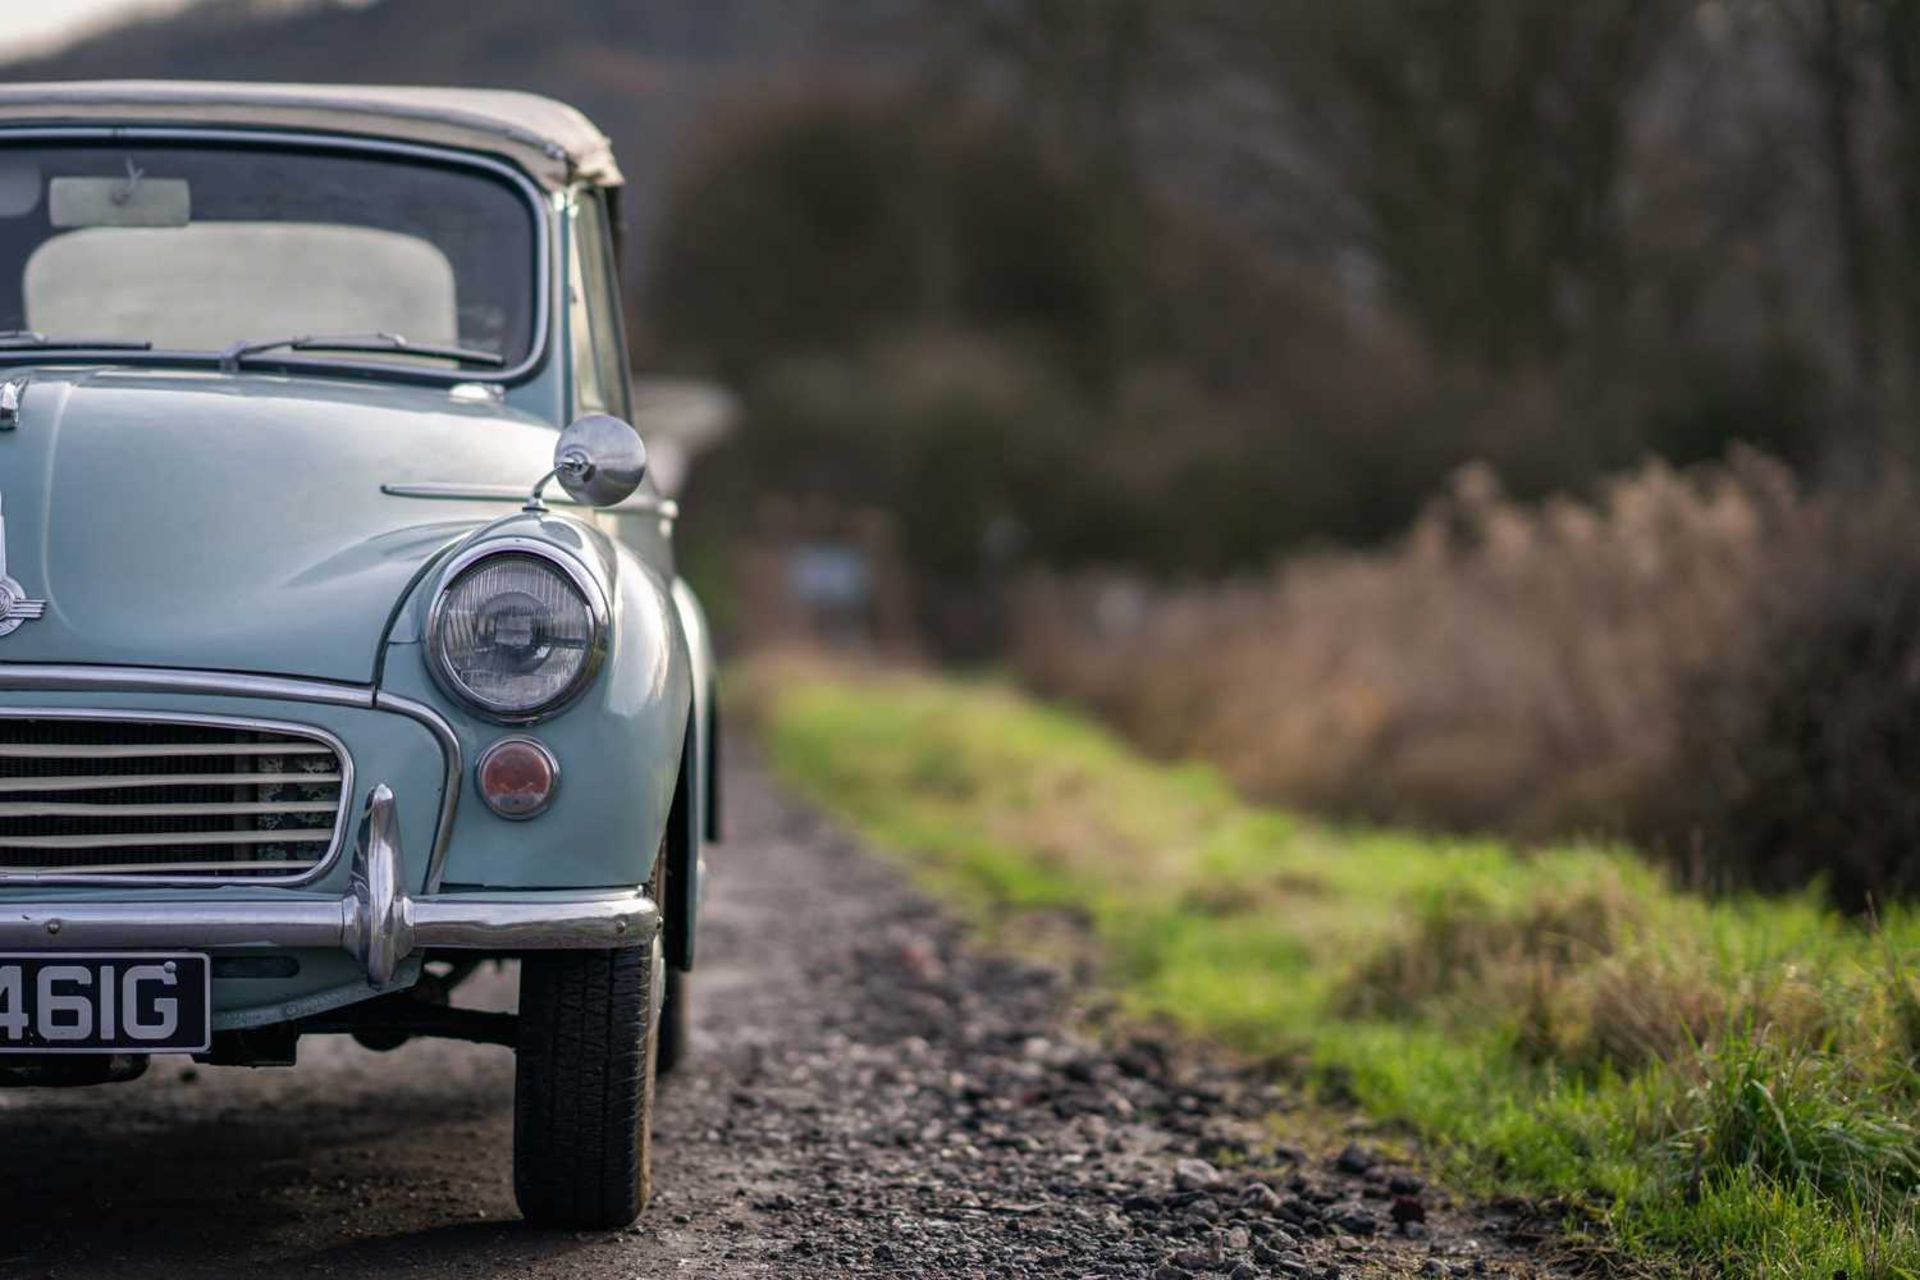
left=25, top=0, right=1920, bottom=901
left=658, top=0, right=1858, bottom=580
left=650, top=0, right=1920, bottom=904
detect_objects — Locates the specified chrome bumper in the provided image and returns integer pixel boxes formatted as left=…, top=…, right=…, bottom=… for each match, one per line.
left=0, top=786, right=656, bottom=986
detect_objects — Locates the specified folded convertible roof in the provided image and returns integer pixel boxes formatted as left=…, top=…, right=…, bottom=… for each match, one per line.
left=0, top=80, right=622, bottom=191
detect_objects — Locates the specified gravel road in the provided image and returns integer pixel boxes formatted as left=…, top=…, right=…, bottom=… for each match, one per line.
left=0, top=753, right=1571, bottom=1280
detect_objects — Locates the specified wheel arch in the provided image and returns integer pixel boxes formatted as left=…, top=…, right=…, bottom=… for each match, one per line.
left=664, top=703, right=702, bottom=971
left=664, top=578, right=716, bottom=970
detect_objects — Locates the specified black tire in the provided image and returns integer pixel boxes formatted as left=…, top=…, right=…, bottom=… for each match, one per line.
left=655, top=966, right=691, bottom=1075
left=513, top=938, right=660, bottom=1228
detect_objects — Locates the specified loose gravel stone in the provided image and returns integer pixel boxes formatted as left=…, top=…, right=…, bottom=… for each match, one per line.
left=1334, top=1143, right=1378, bottom=1175
left=1175, top=1157, right=1225, bottom=1191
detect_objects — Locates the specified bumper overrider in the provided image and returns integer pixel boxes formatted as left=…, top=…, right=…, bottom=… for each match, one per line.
left=0, top=785, right=658, bottom=986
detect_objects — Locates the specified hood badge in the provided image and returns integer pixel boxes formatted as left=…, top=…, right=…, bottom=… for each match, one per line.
left=0, top=493, right=45, bottom=637
left=0, top=378, right=24, bottom=430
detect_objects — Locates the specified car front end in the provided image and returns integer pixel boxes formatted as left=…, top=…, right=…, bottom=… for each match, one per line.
left=0, top=86, right=712, bottom=1226
left=0, top=374, right=691, bottom=1058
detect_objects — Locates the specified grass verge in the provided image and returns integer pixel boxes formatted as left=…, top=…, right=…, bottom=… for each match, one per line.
left=747, top=661, right=1920, bottom=1278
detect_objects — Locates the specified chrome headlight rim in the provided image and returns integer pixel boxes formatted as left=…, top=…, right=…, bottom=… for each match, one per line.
left=425, top=537, right=611, bottom=725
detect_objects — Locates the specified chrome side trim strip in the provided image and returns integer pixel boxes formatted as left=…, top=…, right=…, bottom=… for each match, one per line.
left=0, top=707, right=354, bottom=889
left=380, top=483, right=678, bottom=520
left=0, top=665, right=372, bottom=707
left=0, top=785, right=656, bottom=986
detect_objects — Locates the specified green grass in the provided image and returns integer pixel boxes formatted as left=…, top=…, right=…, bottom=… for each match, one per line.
left=752, top=665, right=1920, bottom=1278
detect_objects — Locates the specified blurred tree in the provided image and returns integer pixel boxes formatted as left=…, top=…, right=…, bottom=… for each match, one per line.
left=964, top=0, right=1153, bottom=185
left=1776, top=0, right=1883, bottom=429
left=951, top=0, right=1161, bottom=382
left=1773, top=0, right=1920, bottom=454
left=645, top=92, right=1114, bottom=384
left=1883, top=0, right=1920, bottom=374
left=1191, top=0, right=1683, bottom=370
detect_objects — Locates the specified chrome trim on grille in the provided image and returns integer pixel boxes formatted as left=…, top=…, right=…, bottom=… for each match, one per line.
left=373, top=691, right=462, bottom=892
left=14, top=860, right=325, bottom=875
left=0, top=665, right=465, bottom=890
left=0, top=829, right=334, bottom=850
left=0, top=801, right=335, bottom=818
left=0, top=709, right=353, bottom=887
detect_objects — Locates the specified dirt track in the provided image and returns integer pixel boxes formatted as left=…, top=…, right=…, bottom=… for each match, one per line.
left=0, top=753, right=1569, bottom=1279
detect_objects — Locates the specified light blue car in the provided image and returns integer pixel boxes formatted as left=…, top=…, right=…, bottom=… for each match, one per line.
left=0, top=82, right=717, bottom=1227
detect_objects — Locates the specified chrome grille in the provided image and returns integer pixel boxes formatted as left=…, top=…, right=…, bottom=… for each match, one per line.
left=0, top=715, right=349, bottom=880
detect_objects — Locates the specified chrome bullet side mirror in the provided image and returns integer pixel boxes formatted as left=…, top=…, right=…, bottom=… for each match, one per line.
left=526, top=414, right=648, bottom=511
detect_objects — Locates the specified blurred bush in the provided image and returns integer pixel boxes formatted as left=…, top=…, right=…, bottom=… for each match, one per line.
left=1013, top=450, right=1802, bottom=837
left=1010, top=451, right=1920, bottom=906
left=1672, top=472, right=1920, bottom=905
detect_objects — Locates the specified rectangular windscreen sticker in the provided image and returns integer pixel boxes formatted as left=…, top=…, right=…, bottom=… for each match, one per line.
left=49, top=175, right=191, bottom=229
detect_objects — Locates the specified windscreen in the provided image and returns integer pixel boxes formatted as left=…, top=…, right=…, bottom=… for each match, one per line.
left=0, top=141, right=540, bottom=372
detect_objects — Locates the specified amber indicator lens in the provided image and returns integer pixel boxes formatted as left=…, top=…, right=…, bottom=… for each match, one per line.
left=477, top=738, right=558, bottom=818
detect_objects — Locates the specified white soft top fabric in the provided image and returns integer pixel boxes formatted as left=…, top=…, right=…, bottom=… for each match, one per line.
left=0, top=81, right=621, bottom=190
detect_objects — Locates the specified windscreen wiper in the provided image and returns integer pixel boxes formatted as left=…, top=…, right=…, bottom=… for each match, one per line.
left=218, top=332, right=507, bottom=373
left=0, top=330, right=154, bottom=351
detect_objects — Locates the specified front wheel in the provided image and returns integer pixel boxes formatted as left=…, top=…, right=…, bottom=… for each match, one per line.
left=513, top=938, right=661, bottom=1228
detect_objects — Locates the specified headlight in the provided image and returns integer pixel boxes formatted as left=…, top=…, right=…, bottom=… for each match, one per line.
left=426, top=546, right=608, bottom=721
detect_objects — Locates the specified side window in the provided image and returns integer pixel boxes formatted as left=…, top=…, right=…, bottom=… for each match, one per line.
left=566, top=193, right=630, bottom=420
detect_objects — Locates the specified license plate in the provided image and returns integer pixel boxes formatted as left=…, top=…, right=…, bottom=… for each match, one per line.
left=0, top=953, right=210, bottom=1054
